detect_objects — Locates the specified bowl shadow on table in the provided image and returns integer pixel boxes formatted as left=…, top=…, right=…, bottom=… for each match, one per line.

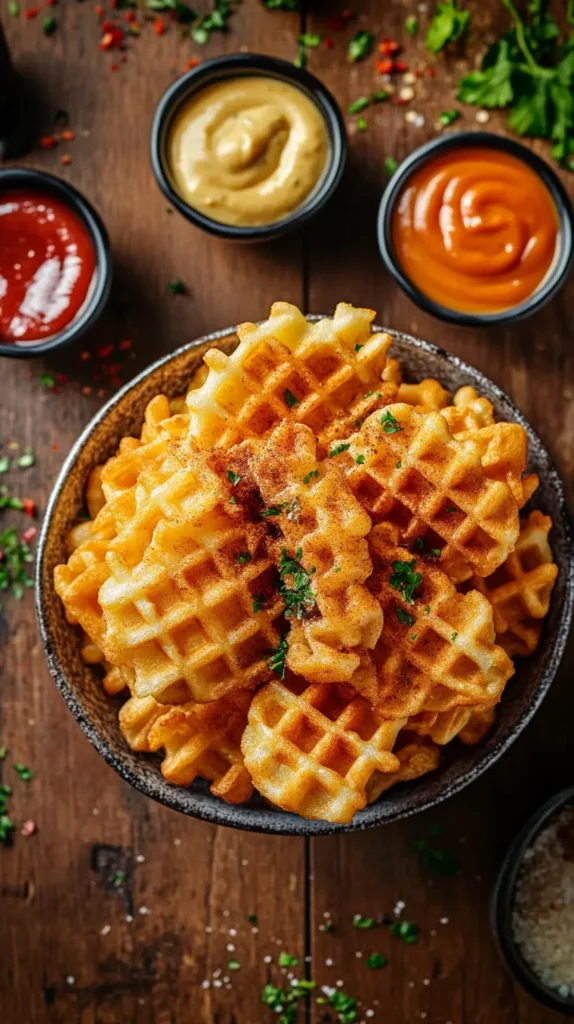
left=306, top=154, right=384, bottom=274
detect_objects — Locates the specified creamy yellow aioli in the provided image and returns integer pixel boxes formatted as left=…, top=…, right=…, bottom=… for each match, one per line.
left=167, top=77, right=330, bottom=227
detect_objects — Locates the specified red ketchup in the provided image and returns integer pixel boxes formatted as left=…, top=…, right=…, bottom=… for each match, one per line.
left=0, top=190, right=96, bottom=344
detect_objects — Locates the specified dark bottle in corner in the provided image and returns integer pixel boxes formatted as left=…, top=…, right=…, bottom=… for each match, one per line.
left=0, top=20, right=30, bottom=159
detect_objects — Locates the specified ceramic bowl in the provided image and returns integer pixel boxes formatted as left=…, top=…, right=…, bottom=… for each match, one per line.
left=36, top=321, right=574, bottom=835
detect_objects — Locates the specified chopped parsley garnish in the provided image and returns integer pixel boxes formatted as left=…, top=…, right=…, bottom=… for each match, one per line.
left=405, top=14, right=418, bottom=34
left=439, top=109, right=462, bottom=126
left=0, top=458, right=9, bottom=474
left=390, top=919, right=419, bottom=944
left=446, top=505, right=457, bottom=513
left=261, top=980, right=316, bottom=1021
left=329, top=443, right=351, bottom=458
left=303, top=469, right=320, bottom=485
left=348, top=97, right=370, bottom=115
left=317, top=988, right=358, bottom=1023
left=252, top=594, right=266, bottom=613
left=412, top=835, right=462, bottom=876
left=0, top=488, right=24, bottom=511
left=40, top=371, right=56, bottom=389
left=415, top=538, right=424, bottom=552
left=424, top=605, right=431, bottom=614
left=355, top=454, right=365, bottom=465
left=111, top=870, right=126, bottom=888
left=0, top=748, right=7, bottom=760
left=354, top=343, right=364, bottom=351
left=425, top=548, right=442, bottom=560
left=373, top=89, right=388, bottom=102
left=227, top=958, right=241, bottom=971
left=261, top=504, right=286, bottom=517
left=14, top=763, right=33, bottom=781
left=7, top=1, right=19, bottom=15
left=248, top=913, right=258, bottom=923
left=348, top=29, right=374, bottom=62
left=236, top=551, right=252, bottom=564
left=367, top=952, right=387, bottom=969
left=384, top=156, right=399, bottom=176
left=0, top=527, right=34, bottom=601
left=43, top=15, right=57, bottom=34
left=284, top=388, right=300, bottom=408
left=227, top=470, right=241, bottom=486
left=365, top=390, right=375, bottom=398
left=263, top=0, right=299, bottom=7
left=426, top=0, right=470, bottom=54
left=278, top=951, right=299, bottom=967
left=389, top=559, right=422, bottom=605
left=396, top=607, right=416, bottom=626
left=268, top=635, right=288, bottom=679
left=381, top=410, right=402, bottom=434
left=278, top=548, right=316, bottom=619
left=356, top=116, right=368, bottom=132
left=168, top=279, right=186, bottom=295
left=353, top=914, right=378, bottom=929
left=324, top=920, right=335, bottom=932
left=17, top=449, right=35, bottom=469
left=294, top=32, right=321, bottom=67
left=229, top=496, right=238, bottom=504
left=396, top=460, right=402, bottom=469
left=0, top=781, right=14, bottom=845
left=410, top=633, right=418, bottom=641
left=451, top=631, right=458, bottom=643
left=191, top=0, right=237, bottom=44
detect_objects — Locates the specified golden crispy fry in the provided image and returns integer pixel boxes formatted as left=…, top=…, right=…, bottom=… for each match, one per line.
left=471, top=511, right=558, bottom=658
left=358, top=528, right=514, bottom=719
left=407, top=703, right=495, bottom=745
left=367, top=734, right=441, bottom=801
left=398, top=378, right=450, bottom=411
left=54, top=540, right=110, bottom=647
left=344, top=403, right=520, bottom=579
left=458, top=706, right=496, bottom=745
left=382, top=357, right=402, bottom=385
left=85, top=466, right=106, bottom=520
left=147, top=690, right=253, bottom=802
left=240, top=420, right=382, bottom=683
left=242, top=676, right=405, bottom=824
left=186, top=302, right=395, bottom=457
left=119, top=695, right=171, bottom=751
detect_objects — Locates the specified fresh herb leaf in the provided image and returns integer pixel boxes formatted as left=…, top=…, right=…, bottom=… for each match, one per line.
left=390, top=919, right=419, bottom=943
left=329, top=443, right=351, bottom=457
left=0, top=748, right=7, bottom=759
left=355, top=454, right=365, bottom=465
left=439, top=109, right=462, bottom=125
left=424, top=604, right=431, bottom=614
left=396, top=460, right=402, bottom=469
left=426, top=0, right=470, bottom=54
left=353, top=914, right=378, bottom=929
left=190, top=0, right=235, bottom=41
left=7, top=1, right=19, bottom=16
left=295, top=31, right=321, bottom=66
left=43, top=15, right=57, bottom=34
left=278, top=548, right=316, bottom=619
left=0, top=458, right=9, bottom=474
left=168, top=279, right=186, bottom=295
left=252, top=594, right=266, bottom=613
left=248, top=913, right=258, bottom=923
left=356, top=116, right=368, bottom=132
left=303, top=469, right=319, bottom=484
left=261, top=979, right=316, bottom=1022
left=17, top=450, right=35, bottom=470
left=278, top=952, right=299, bottom=967
left=227, top=958, right=241, bottom=970
left=367, top=952, right=387, bottom=969
left=316, top=988, right=358, bottom=1023
left=389, top=560, right=422, bottom=605
left=349, top=97, right=370, bottom=114
left=236, top=550, right=252, bottom=564
left=111, top=870, right=126, bottom=888
left=0, top=814, right=14, bottom=845
left=451, top=631, right=458, bottom=642
left=284, top=388, right=300, bottom=407
left=457, top=37, right=514, bottom=107
left=14, top=763, right=33, bottom=782
left=381, top=410, right=402, bottom=434
left=384, top=156, right=399, bottom=175
left=373, top=88, right=389, bottom=102
left=262, top=0, right=299, bottom=8
left=268, top=634, right=289, bottom=679
left=40, top=372, right=56, bottom=389
left=348, top=30, right=374, bottom=62
left=261, top=504, right=286, bottom=517
left=396, top=607, right=416, bottom=626
left=405, top=14, right=418, bottom=35
left=0, top=526, right=34, bottom=600
left=227, top=470, right=241, bottom=486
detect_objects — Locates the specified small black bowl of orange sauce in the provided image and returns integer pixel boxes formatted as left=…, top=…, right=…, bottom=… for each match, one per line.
left=377, top=132, right=573, bottom=327
left=0, top=168, right=111, bottom=358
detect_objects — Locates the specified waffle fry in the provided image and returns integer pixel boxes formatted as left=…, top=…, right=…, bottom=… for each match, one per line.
left=240, top=420, right=382, bottom=683
left=242, top=676, right=405, bottom=824
left=119, top=694, right=169, bottom=750
left=398, top=378, right=450, bottom=411
left=186, top=302, right=396, bottom=457
left=471, top=511, right=558, bottom=658
left=359, top=527, right=514, bottom=719
left=344, top=403, right=520, bottom=578
left=458, top=706, right=497, bottom=744
left=146, top=690, right=253, bottom=802
left=407, top=704, right=494, bottom=745
left=367, top=734, right=441, bottom=801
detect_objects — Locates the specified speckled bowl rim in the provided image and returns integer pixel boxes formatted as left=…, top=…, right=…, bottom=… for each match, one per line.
left=36, top=320, right=574, bottom=835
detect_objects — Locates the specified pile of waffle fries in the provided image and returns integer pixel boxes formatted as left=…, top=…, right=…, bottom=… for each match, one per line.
left=54, top=303, right=558, bottom=824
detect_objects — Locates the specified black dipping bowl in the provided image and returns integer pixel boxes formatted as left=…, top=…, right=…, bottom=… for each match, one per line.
left=150, top=53, right=347, bottom=242
left=0, top=169, right=111, bottom=359
left=36, top=319, right=574, bottom=835
left=377, top=132, right=574, bottom=328
left=492, top=786, right=574, bottom=1015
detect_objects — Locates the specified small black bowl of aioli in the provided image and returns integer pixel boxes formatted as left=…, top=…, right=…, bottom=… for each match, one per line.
left=150, top=52, right=347, bottom=242
left=0, top=168, right=111, bottom=359
left=377, top=132, right=574, bottom=328
left=492, top=787, right=574, bottom=1016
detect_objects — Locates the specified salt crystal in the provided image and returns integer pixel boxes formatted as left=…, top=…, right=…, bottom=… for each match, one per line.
left=100, top=925, right=111, bottom=936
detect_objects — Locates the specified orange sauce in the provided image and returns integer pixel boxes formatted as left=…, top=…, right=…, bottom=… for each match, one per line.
left=392, top=148, right=560, bottom=315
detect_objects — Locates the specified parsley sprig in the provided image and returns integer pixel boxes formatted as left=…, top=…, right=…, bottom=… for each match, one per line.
left=426, top=0, right=470, bottom=54
left=389, top=559, right=422, bottom=605
left=268, top=634, right=289, bottom=679
left=278, top=548, right=316, bottom=619
left=0, top=528, right=34, bottom=602
left=458, top=0, right=574, bottom=168
left=261, top=979, right=316, bottom=1022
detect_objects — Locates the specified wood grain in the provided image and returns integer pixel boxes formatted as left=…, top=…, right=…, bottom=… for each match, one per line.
left=1, top=1, right=573, bottom=1022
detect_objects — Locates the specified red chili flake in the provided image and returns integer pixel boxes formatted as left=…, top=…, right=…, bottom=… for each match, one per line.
left=22, top=499, right=36, bottom=518
left=376, top=58, right=394, bottom=75
left=100, top=31, right=115, bottom=49
left=95, top=3, right=104, bottom=16
left=323, top=36, right=334, bottom=49
left=394, top=59, right=408, bottom=72
left=379, top=39, right=400, bottom=56
left=22, top=527, right=37, bottom=544
left=414, top=68, right=423, bottom=78
left=342, top=8, right=354, bottom=19
left=25, top=6, right=40, bottom=19
left=110, top=63, right=119, bottom=72
left=61, top=129, right=74, bottom=142
left=426, top=67, right=436, bottom=77
left=154, top=16, right=165, bottom=35
left=40, top=135, right=56, bottom=149
left=21, top=820, right=37, bottom=837
left=51, top=443, right=59, bottom=452
left=80, top=351, right=90, bottom=361
left=110, top=377, right=122, bottom=389
left=100, top=25, right=122, bottom=49
left=119, top=339, right=132, bottom=350
left=101, top=19, right=112, bottom=30
left=55, top=372, right=68, bottom=383
left=46, top=0, right=56, bottom=6
left=181, top=57, right=200, bottom=73
left=82, top=386, right=92, bottom=396
left=60, top=154, right=72, bottom=165
left=97, top=343, right=114, bottom=358
left=326, top=16, right=344, bottom=30
left=124, top=10, right=136, bottom=22
left=97, top=388, right=105, bottom=399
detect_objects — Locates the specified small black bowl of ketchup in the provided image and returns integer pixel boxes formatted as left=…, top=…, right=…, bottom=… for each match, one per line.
left=0, top=168, right=111, bottom=357
left=377, top=132, right=573, bottom=328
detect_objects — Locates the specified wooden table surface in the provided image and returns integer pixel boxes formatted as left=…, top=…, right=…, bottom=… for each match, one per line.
left=1, top=2, right=573, bottom=1022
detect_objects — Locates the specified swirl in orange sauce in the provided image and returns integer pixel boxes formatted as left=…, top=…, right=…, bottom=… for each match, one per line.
left=392, top=149, right=560, bottom=315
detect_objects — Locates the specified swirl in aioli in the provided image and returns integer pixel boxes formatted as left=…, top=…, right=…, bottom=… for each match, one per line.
left=167, top=77, right=330, bottom=228
left=392, top=149, right=559, bottom=314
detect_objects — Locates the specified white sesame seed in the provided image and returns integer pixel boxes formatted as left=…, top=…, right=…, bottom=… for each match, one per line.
left=476, top=109, right=490, bottom=124
left=223, top=910, right=230, bottom=917
left=287, top=972, right=294, bottom=980
left=394, top=900, right=406, bottom=916
left=264, top=955, right=272, bottom=964
left=421, top=1014, right=427, bottom=1020
left=225, top=984, right=232, bottom=990
left=323, top=911, right=332, bottom=918
left=174, top=838, right=181, bottom=846
left=399, top=86, right=415, bottom=102
left=213, top=979, right=222, bottom=988
left=100, top=925, right=111, bottom=936
left=305, top=956, right=312, bottom=963
left=136, top=854, right=145, bottom=863
left=408, top=982, right=415, bottom=989
left=66, top=976, right=75, bottom=986
left=28, top=718, right=35, bottom=726
left=430, top=930, right=436, bottom=937
left=201, top=980, right=211, bottom=989
left=423, top=978, right=430, bottom=986
left=252, top=927, right=259, bottom=934
left=325, top=958, right=334, bottom=966
left=205, top=926, right=212, bottom=934
left=227, top=944, right=235, bottom=952
left=229, top=928, right=237, bottom=936
left=125, top=915, right=133, bottom=923
left=403, top=72, right=416, bottom=85
left=92, top=808, right=99, bottom=816
left=414, top=114, right=425, bottom=127
left=405, top=110, right=418, bottom=124
left=241, top=859, right=249, bottom=866
left=355, top=951, right=363, bottom=958
left=223, top=977, right=230, bottom=984
left=138, top=906, right=151, bottom=916
left=213, top=968, right=222, bottom=978
left=366, top=1012, right=375, bottom=1019
left=336, top=979, right=344, bottom=987
left=440, top=917, right=449, bottom=925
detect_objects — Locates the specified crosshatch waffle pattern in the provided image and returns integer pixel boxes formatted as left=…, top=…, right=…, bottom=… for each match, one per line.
left=241, top=420, right=383, bottom=683
left=53, top=302, right=558, bottom=823
left=186, top=302, right=396, bottom=456
left=241, top=677, right=406, bottom=824
left=361, top=526, right=514, bottom=719
left=470, top=511, right=558, bottom=658
left=343, top=403, right=520, bottom=579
